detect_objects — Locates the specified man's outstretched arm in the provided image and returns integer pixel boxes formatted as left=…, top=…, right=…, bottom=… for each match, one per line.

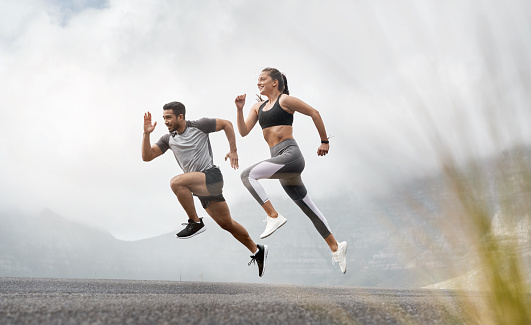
left=142, top=112, right=163, bottom=161
left=215, top=118, right=239, bottom=170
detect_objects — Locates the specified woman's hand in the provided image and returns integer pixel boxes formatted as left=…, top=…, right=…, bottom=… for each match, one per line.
left=235, top=94, right=246, bottom=110
left=317, top=143, right=329, bottom=156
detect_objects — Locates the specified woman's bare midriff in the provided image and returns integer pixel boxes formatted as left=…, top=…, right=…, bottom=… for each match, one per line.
left=263, top=125, right=294, bottom=148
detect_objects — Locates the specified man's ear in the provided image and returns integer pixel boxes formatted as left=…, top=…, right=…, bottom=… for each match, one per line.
left=178, top=114, right=184, bottom=121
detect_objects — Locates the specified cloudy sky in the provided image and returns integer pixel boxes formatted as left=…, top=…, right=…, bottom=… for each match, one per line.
left=1, top=0, right=530, bottom=240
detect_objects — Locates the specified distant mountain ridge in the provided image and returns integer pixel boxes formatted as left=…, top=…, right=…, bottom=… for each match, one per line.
left=1, top=146, right=530, bottom=288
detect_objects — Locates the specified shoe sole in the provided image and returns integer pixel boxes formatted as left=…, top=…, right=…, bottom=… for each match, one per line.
left=260, top=218, right=287, bottom=239
left=340, top=242, right=347, bottom=274
left=260, top=245, right=269, bottom=277
left=175, top=226, right=206, bottom=239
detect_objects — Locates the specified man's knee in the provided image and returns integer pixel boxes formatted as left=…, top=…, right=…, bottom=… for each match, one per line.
left=170, top=175, right=185, bottom=191
left=207, top=204, right=233, bottom=231
left=211, top=215, right=233, bottom=232
left=217, top=219, right=233, bottom=231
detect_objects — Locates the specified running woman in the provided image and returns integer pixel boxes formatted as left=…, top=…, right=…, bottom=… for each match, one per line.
left=234, top=67, right=347, bottom=274
left=142, top=101, right=268, bottom=276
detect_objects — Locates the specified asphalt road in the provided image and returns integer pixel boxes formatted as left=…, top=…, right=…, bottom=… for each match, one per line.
left=0, top=277, right=489, bottom=324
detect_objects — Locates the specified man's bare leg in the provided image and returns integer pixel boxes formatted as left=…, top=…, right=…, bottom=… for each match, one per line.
left=170, top=172, right=210, bottom=223
left=206, top=200, right=257, bottom=253
left=205, top=200, right=268, bottom=277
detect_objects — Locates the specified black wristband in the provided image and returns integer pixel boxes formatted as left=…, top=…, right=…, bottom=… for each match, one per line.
left=321, top=140, right=329, bottom=144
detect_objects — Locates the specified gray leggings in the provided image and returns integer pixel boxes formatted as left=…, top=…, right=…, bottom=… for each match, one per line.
left=240, top=139, right=332, bottom=238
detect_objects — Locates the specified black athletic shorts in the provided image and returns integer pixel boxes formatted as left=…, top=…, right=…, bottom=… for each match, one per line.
left=194, top=166, right=225, bottom=209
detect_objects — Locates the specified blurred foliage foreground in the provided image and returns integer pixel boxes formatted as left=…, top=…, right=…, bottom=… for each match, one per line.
left=437, top=147, right=531, bottom=325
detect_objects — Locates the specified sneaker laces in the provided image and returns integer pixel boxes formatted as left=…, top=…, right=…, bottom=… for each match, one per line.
left=182, top=219, right=198, bottom=226
left=331, top=251, right=340, bottom=265
left=248, top=255, right=258, bottom=266
left=181, top=222, right=194, bottom=230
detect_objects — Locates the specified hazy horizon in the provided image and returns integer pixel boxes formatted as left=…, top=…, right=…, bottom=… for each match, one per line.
left=1, top=0, right=530, bottom=242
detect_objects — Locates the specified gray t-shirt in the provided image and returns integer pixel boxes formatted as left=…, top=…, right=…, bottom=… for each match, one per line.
left=155, top=118, right=217, bottom=173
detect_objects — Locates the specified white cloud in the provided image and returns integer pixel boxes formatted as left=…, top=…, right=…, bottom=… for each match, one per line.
left=1, top=0, right=530, bottom=239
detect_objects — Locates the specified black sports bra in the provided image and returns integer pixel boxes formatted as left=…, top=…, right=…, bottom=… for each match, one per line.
left=258, top=94, right=294, bottom=129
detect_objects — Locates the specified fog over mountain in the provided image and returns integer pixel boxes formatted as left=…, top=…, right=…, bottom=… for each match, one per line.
left=2, top=146, right=529, bottom=288
left=1, top=0, right=530, bottom=241
left=1, top=0, right=530, bottom=289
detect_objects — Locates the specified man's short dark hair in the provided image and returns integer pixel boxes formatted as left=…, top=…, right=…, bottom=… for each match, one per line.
left=163, top=101, right=186, bottom=118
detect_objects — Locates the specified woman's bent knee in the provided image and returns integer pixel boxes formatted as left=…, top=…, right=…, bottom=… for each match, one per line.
left=240, top=168, right=251, bottom=183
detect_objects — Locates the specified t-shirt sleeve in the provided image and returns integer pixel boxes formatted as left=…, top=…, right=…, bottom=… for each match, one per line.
left=155, top=134, right=171, bottom=153
left=190, top=118, right=217, bottom=134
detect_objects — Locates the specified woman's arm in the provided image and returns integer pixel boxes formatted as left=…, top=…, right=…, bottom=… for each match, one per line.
left=235, top=94, right=260, bottom=137
left=281, top=95, right=330, bottom=156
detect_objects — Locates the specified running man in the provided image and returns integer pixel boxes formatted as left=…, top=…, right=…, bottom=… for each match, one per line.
left=142, top=101, right=268, bottom=276
left=235, top=67, right=347, bottom=274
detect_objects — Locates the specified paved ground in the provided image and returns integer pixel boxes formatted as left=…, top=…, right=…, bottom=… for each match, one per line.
left=0, top=277, right=494, bottom=324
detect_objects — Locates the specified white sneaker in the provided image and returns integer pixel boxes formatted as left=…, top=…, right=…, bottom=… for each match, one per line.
left=332, top=241, right=347, bottom=274
left=260, top=214, right=287, bottom=239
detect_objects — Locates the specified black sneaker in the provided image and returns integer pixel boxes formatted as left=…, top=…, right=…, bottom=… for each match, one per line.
left=175, top=218, right=206, bottom=239
left=248, top=244, right=268, bottom=277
